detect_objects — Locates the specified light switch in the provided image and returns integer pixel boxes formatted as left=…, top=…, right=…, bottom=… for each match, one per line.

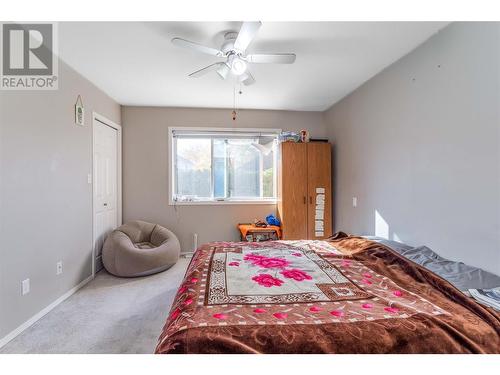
left=22, top=279, right=30, bottom=295
left=352, top=197, right=357, bottom=208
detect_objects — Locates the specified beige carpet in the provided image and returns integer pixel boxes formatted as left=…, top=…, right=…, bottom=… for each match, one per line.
left=0, top=258, right=190, bottom=354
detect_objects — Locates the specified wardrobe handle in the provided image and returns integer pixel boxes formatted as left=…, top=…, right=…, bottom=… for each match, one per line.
left=303, top=196, right=306, bottom=204
left=309, top=196, right=312, bottom=204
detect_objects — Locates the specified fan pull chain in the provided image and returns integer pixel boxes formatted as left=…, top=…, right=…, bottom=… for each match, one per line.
left=232, top=78, right=237, bottom=121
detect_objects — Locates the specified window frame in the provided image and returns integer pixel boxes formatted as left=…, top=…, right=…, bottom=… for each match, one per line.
left=168, top=126, right=281, bottom=206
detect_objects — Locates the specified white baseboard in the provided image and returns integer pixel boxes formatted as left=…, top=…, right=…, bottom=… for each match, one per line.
left=0, top=274, right=94, bottom=349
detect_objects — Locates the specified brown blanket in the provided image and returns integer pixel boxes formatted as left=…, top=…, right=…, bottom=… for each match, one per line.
left=155, top=235, right=500, bottom=353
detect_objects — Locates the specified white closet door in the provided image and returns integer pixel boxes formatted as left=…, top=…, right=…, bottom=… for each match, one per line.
left=93, top=120, right=118, bottom=272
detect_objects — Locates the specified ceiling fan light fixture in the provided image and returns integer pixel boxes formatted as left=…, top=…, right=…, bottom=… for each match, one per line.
left=230, top=56, right=247, bottom=75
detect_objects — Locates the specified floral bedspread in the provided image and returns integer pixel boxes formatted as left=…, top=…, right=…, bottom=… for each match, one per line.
left=155, top=236, right=500, bottom=354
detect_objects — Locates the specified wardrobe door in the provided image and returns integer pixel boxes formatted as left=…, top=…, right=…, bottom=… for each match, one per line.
left=306, top=142, right=332, bottom=240
left=278, top=142, right=308, bottom=239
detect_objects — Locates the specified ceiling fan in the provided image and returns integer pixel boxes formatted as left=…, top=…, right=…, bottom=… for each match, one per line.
left=171, top=21, right=296, bottom=86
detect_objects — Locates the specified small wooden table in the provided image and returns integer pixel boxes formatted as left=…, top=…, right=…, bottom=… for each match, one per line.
left=237, top=223, right=282, bottom=242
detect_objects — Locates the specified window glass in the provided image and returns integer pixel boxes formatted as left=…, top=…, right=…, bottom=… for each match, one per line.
left=175, top=138, right=211, bottom=198
left=226, top=139, right=260, bottom=198
left=262, top=150, right=274, bottom=198
left=213, top=139, right=226, bottom=198
left=172, top=130, right=277, bottom=202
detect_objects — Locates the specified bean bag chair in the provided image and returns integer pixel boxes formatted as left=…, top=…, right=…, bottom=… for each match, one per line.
left=102, top=220, right=180, bottom=277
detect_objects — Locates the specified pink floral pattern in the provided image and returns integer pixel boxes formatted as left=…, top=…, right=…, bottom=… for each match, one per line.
left=244, top=254, right=290, bottom=269
left=213, top=313, right=228, bottom=320
left=273, top=312, right=288, bottom=320
left=362, top=303, right=373, bottom=309
left=183, top=297, right=193, bottom=306
left=362, top=279, right=373, bottom=285
left=309, top=306, right=323, bottom=312
left=253, top=308, right=267, bottom=314
left=362, top=273, right=372, bottom=278
left=330, top=310, right=344, bottom=317
left=280, top=268, right=313, bottom=282
left=228, top=261, right=239, bottom=267
left=252, top=273, right=284, bottom=287
left=393, top=290, right=403, bottom=297
left=243, top=254, right=265, bottom=262
left=170, top=308, right=181, bottom=320
left=292, top=252, right=303, bottom=257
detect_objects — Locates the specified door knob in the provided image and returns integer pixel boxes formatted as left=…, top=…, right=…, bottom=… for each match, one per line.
left=103, top=203, right=108, bottom=206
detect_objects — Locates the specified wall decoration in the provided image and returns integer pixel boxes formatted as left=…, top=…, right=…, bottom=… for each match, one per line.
left=315, top=187, right=325, bottom=237
left=75, top=95, right=84, bottom=126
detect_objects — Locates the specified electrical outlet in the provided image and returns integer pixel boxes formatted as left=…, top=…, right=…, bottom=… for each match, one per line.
left=56, top=261, right=63, bottom=275
left=352, top=197, right=358, bottom=208
left=87, top=173, right=92, bottom=184
left=22, top=279, right=30, bottom=295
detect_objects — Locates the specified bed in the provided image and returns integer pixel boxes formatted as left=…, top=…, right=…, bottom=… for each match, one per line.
left=155, top=234, right=500, bottom=354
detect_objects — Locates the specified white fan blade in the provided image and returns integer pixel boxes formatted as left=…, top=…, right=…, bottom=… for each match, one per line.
left=239, top=70, right=255, bottom=86
left=246, top=54, right=296, bottom=64
left=234, top=21, right=262, bottom=52
left=172, top=38, right=224, bottom=57
left=189, top=63, right=226, bottom=78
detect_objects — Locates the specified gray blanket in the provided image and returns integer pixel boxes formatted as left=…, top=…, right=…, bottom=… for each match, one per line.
left=364, top=237, right=500, bottom=291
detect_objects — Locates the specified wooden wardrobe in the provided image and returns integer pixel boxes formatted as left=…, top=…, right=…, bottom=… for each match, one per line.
left=277, top=142, right=332, bottom=240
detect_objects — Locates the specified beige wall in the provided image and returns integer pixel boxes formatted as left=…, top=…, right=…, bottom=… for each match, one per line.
left=324, top=22, right=500, bottom=274
left=0, top=61, right=121, bottom=339
left=121, top=107, right=327, bottom=251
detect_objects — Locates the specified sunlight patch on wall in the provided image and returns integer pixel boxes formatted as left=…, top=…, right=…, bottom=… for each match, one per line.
left=375, top=210, right=389, bottom=239
left=392, top=233, right=403, bottom=243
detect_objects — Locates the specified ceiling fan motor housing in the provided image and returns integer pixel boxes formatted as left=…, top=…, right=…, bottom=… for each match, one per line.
left=221, top=31, right=238, bottom=54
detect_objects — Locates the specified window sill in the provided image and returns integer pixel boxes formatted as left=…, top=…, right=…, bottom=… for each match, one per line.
left=169, top=199, right=277, bottom=206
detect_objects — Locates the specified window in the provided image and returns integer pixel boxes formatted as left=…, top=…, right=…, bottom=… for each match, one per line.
left=169, top=127, right=280, bottom=204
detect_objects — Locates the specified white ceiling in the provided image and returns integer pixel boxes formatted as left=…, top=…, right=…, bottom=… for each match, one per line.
left=59, top=22, right=448, bottom=111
